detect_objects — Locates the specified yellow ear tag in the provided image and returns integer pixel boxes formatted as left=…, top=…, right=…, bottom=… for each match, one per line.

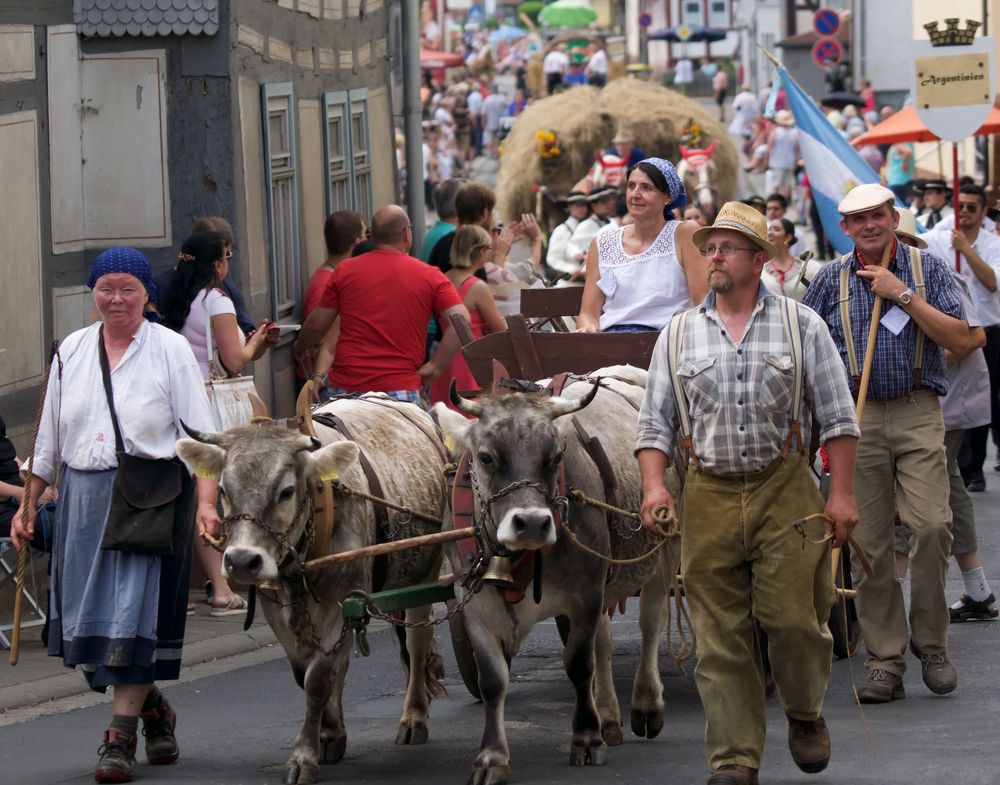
left=195, top=464, right=220, bottom=480
left=443, top=434, right=457, bottom=453
left=319, top=466, right=339, bottom=482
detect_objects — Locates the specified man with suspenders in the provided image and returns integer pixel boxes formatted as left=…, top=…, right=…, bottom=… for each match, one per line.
left=803, top=184, right=969, bottom=703
left=637, top=202, right=860, bottom=785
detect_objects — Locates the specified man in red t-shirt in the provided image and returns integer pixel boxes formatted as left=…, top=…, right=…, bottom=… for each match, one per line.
left=294, top=205, right=471, bottom=403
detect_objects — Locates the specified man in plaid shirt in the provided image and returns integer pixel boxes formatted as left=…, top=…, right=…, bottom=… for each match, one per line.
left=637, top=202, right=859, bottom=785
left=803, top=183, right=969, bottom=705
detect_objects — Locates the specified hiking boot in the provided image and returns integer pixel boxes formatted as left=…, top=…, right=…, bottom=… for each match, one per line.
left=915, top=650, right=958, bottom=695
left=787, top=714, right=830, bottom=773
left=94, top=727, right=137, bottom=783
left=950, top=593, right=998, bottom=623
left=707, top=765, right=759, bottom=785
left=141, top=694, right=179, bottom=764
left=856, top=668, right=905, bottom=703
left=966, top=478, right=986, bottom=492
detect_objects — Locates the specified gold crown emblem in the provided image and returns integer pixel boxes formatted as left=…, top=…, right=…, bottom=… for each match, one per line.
left=924, top=18, right=981, bottom=47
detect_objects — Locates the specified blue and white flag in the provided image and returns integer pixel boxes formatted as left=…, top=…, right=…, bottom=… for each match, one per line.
left=778, top=65, right=881, bottom=255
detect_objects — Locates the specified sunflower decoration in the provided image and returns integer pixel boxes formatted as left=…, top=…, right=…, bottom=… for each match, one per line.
left=535, top=129, right=561, bottom=160
left=679, top=119, right=708, bottom=149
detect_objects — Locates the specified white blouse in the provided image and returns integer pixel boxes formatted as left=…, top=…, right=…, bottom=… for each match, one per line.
left=596, top=221, right=692, bottom=330
left=32, top=320, right=214, bottom=482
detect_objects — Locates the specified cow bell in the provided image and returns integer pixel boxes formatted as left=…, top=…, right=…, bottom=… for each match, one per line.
left=482, top=555, right=514, bottom=587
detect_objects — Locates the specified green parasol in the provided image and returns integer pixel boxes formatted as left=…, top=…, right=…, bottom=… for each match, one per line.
left=538, top=0, right=597, bottom=29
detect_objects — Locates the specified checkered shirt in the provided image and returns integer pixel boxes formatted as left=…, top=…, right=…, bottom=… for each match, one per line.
left=802, top=243, right=966, bottom=400
left=637, top=285, right=859, bottom=476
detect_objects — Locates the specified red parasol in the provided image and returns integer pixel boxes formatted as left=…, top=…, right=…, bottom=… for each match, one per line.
left=419, top=49, right=466, bottom=69
left=850, top=104, right=1000, bottom=147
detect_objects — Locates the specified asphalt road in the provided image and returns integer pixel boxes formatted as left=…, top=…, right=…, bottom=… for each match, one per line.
left=2, top=480, right=999, bottom=785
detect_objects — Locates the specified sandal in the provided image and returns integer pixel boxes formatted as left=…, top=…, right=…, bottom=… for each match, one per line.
left=209, top=595, right=248, bottom=616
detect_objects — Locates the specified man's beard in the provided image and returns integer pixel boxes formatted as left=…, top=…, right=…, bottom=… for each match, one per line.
left=709, top=269, right=733, bottom=293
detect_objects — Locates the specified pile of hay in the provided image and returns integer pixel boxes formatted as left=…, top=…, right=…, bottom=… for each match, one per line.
left=496, top=78, right=739, bottom=223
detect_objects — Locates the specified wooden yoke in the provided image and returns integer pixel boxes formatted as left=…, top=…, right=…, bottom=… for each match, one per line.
left=297, top=380, right=336, bottom=561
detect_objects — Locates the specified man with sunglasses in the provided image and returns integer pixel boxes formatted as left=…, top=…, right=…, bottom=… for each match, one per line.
left=924, top=185, right=1000, bottom=491
left=637, top=202, right=859, bottom=785
left=803, top=183, right=969, bottom=705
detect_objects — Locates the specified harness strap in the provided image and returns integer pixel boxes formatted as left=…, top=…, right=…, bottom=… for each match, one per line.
left=312, top=411, right=390, bottom=592
left=571, top=415, right=620, bottom=520
left=778, top=297, right=805, bottom=459
left=666, top=309, right=699, bottom=469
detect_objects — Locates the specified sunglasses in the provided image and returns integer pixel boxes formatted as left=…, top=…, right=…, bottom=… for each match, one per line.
left=958, top=202, right=982, bottom=213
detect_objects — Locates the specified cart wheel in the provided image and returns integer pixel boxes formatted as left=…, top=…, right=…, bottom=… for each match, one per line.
left=447, top=601, right=482, bottom=701
left=830, top=540, right=861, bottom=659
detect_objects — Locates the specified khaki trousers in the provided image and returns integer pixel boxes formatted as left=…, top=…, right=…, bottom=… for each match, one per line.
left=681, top=455, right=835, bottom=771
left=854, top=390, right=952, bottom=674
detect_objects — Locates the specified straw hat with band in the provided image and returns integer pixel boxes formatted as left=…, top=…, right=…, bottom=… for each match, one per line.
left=894, top=207, right=927, bottom=249
left=561, top=190, right=589, bottom=206
left=692, top=201, right=779, bottom=260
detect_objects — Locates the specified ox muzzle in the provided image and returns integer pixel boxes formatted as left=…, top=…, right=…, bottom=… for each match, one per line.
left=495, top=507, right=557, bottom=551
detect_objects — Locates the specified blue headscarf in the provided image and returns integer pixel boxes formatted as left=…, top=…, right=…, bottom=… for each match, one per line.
left=636, top=157, right=686, bottom=212
left=86, top=247, right=157, bottom=301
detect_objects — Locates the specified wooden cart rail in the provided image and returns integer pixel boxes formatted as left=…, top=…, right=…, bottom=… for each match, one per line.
left=453, top=313, right=658, bottom=390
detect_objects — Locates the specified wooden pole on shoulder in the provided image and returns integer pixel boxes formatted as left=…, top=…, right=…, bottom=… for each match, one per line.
left=832, top=240, right=894, bottom=580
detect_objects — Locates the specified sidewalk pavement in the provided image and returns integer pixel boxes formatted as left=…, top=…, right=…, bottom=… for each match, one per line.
left=0, top=600, right=277, bottom=714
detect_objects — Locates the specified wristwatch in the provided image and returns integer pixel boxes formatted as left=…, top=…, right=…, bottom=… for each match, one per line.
left=897, top=287, right=914, bottom=305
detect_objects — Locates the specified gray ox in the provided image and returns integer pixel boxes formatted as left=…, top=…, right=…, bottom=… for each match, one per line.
left=176, top=398, right=448, bottom=785
left=434, top=369, right=681, bottom=785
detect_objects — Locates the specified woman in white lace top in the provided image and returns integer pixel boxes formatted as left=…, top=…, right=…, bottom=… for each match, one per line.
left=576, top=158, right=707, bottom=332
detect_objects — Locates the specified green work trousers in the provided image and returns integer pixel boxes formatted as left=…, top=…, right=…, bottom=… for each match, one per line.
left=681, top=455, right=835, bottom=771
left=853, top=390, right=952, bottom=674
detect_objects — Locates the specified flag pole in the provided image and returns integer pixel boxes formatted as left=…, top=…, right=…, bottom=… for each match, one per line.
left=756, top=42, right=781, bottom=69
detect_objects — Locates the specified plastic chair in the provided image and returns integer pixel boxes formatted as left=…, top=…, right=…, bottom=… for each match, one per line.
left=0, top=537, right=47, bottom=649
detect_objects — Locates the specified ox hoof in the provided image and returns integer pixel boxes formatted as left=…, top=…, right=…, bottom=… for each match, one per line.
left=601, top=721, right=624, bottom=746
left=630, top=707, right=664, bottom=739
left=395, top=722, right=429, bottom=745
left=284, top=762, right=319, bottom=785
left=568, top=741, right=608, bottom=767
left=469, top=764, right=511, bottom=785
left=319, top=735, right=346, bottom=764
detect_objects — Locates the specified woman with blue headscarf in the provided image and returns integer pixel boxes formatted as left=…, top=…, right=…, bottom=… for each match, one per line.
left=576, top=157, right=708, bottom=333
left=10, top=247, right=217, bottom=783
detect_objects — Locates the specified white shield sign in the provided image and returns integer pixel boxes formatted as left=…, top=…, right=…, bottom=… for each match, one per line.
left=913, top=37, right=994, bottom=142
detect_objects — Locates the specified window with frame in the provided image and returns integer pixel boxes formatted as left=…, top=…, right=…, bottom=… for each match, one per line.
left=681, top=0, right=702, bottom=25
left=708, top=0, right=727, bottom=27
left=261, top=83, right=300, bottom=321
left=322, top=88, right=375, bottom=223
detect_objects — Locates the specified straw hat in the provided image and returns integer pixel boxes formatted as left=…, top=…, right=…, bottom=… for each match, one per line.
left=612, top=129, right=635, bottom=144
left=894, top=207, right=927, bottom=249
left=692, top=201, right=778, bottom=259
left=773, top=109, right=795, bottom=127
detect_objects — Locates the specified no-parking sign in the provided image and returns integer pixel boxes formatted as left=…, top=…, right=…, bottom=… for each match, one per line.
left=812, top=37, right=843, bottom=67
left=813, top=9, right=840, bottom=37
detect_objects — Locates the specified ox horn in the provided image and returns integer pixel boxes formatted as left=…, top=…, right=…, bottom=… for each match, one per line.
left=180, top=419, right=226, bottom=445
left=548, top=379, right=601, bottom=419
left=449, top=379, right=483, bottom=418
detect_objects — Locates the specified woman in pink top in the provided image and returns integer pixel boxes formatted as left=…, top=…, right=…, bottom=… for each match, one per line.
left=431, top=225, right=507, bottom=411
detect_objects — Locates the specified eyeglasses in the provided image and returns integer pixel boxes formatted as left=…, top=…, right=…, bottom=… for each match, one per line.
left=703, top=243, right=759, bottom=258
left=958, top=202, right=982, bottom=213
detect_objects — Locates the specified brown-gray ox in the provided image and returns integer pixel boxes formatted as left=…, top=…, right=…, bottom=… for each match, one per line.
left=176, top=399, right=448, bottom=785
left=434, top=369, right=681, bottom=785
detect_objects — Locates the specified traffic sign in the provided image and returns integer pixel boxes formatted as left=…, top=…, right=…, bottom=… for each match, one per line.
left=638, top=12, right=652, bottom=29
left=813, top=9, right=840, bottom=37
left=811, top=37, right=843, bottom=67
